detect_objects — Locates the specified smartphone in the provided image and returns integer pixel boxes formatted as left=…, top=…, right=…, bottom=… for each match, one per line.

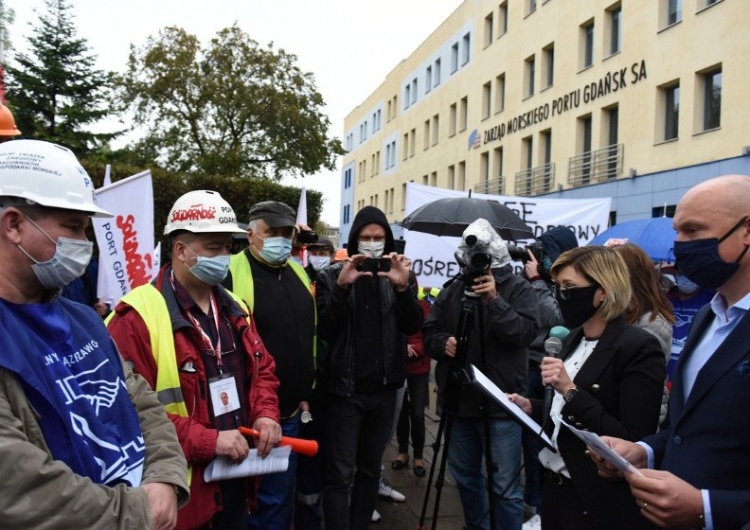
left=357, top=257, right=392, bottom=273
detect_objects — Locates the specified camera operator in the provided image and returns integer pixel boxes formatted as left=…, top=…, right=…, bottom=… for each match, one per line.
left=424, top=218, right=539, bottom=530
left=516, top=226, right=578, bottom=520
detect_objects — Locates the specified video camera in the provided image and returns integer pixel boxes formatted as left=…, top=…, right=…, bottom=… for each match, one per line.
left=456, top=232, right=493, bottom=286
left=297, top=230, right=319, bottom=244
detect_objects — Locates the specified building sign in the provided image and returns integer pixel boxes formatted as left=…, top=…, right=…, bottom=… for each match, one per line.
left=483, top=60, right=648, bottom=145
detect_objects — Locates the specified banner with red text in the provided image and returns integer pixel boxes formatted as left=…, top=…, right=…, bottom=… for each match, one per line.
left=92, top=170, right=155, bottom=305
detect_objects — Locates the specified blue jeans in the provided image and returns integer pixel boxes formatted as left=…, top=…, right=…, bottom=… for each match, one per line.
left=448, top=416, right=523, bottom=530
left=323, top=389, right=396, bottom=530
left=246, top=416, right=300, bottom=530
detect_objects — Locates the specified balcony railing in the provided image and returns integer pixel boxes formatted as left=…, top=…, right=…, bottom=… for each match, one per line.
left=514, top=162, right=555, bottom=197
left=474, top=176, right=505, bottom=195
left=568, top=143, right=624, bottom=187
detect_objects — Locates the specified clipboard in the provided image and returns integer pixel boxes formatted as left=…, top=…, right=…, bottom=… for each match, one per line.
left=468, top=363, right=556, bottom=452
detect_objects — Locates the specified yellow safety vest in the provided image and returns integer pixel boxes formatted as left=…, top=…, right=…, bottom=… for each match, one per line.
left=106, top=283, right=251, bottom=486
left=229, top=251, right=317, bottom=370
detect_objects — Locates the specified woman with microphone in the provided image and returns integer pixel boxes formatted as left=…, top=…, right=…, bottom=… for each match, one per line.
left=509, top=246, right=664, bottom=530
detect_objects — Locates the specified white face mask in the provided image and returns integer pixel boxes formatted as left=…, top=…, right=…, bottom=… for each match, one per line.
left=358, top=240, right=385, bottom=258
left=17, top=216, right=92, bottom=289
left=309, top=255, right=331, bottom=271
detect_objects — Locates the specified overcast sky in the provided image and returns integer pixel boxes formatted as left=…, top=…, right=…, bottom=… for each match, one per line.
left=8, top=0, right=462, bottom=225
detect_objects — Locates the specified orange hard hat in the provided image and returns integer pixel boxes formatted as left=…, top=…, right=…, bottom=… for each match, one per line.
left=0, top=104, right=21, bottom=137
left=333, top=248, right=348, bottom=262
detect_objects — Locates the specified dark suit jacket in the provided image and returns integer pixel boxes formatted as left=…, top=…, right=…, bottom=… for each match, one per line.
left=642, top=304, right=750, bottom=529
left=534, top=317, right=665, bottom=529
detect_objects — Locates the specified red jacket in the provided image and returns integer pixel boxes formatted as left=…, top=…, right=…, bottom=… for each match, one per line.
left=107, top=266, right=280, bottom=530
left=406, top=299, right=432, bottom=377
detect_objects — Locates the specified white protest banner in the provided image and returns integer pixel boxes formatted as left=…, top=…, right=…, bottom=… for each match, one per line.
left=404, top=183, right=611, bottom=288
left=92, top=170, right=155, bottom=305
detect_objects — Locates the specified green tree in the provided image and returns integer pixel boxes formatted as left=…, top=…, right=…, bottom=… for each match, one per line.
left=5, top=0, right=119, bottom=155
left=120, top=25, right=344, bottom=180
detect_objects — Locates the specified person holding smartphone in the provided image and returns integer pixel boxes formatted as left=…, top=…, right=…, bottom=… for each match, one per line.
left=316, top=206, right=423, bottom=530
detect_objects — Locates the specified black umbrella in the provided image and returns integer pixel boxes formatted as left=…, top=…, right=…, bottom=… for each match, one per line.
left=402, top=197, right=534, bottom=241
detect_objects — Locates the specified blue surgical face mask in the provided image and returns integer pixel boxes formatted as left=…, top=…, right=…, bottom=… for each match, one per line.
left=674, top=216, right=749, bottom=290
left=675, top=274, right=699, bottom=295
left=186, top=246, right=230, bottom=285
left=17, top=216, right=93, bottom=289
left=258, top=236, right=293, bottom=265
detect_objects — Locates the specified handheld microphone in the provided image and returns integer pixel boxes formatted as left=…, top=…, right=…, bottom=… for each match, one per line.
left=542, top=326, right=569, bottom=421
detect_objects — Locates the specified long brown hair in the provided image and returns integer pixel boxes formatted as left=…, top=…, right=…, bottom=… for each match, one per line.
left=613, top=243, right=675, bottom=324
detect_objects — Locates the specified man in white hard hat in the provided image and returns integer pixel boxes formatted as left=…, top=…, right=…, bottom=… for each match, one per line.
left=107, top=190, right=282, bottom=530
left=0, top=139, right=189, bottom=528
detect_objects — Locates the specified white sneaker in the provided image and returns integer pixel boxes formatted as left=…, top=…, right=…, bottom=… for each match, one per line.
left=522, top=514, right=542, bottom=530
left=371, top=509, right=382, bottom=523
left=378, top=477, right=406, bottom=502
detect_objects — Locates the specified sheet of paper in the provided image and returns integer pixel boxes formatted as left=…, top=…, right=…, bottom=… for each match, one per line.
left=468, top=364, right=555, bottom=451
left=555, top=413, right=643, bottom=476
left=203, top=445, right=292, bottom=482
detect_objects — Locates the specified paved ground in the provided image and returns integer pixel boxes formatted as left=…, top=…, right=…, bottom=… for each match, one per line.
left=376, top=406, right=466, bottom=530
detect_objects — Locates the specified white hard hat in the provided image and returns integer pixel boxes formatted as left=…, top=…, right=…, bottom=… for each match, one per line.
left=164, top=190, right=247, bottom=235
left=0, top=139, right=111, bottom=217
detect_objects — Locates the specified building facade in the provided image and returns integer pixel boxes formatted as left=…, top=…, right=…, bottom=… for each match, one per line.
left=339, top=0, right=749, bottom=243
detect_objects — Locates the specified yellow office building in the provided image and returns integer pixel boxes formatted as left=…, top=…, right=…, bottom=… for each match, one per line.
left=339, top=0, right=748, bottom=241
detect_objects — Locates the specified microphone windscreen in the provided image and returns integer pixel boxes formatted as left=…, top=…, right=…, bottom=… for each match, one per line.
left=549, top=325, right=570, bottom=340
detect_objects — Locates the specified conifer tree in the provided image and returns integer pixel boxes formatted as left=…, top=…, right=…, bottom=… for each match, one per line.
left=5, top=0, right=119, bottom=155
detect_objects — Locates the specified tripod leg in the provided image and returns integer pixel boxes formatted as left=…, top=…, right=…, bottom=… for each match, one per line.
left=430, top=412, right=455, bottom=530
left=417, top=408, right=452, bottom=530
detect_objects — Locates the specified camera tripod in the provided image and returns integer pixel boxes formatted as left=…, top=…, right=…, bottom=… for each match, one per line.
left=418, top=284, right=498, bottom=530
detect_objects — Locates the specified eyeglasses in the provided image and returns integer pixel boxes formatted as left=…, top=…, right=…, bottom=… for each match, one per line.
left=552, top=283, right=599, bottom=301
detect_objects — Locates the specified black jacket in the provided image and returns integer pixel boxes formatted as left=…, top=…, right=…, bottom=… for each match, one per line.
left=424, top=264, right=539, bottom=418
left=532, top=317, right=665, bottom=530
left=316, top=262, right=423, bottom=396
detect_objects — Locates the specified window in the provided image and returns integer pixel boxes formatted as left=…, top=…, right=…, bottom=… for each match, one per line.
left=449, top=103, right=457, bottom=136
left=401, top=183, right=407, bottom=211
left=605, top=105, right=619, bottom=178
left=451, top=43, right=459, bottom=73
left=423, top=119, right=431, bottom=150
left=484, top=12, right=494, bottom=47
left=608, top=5, right=622, bottom=55
left=344, top=168, right=352, bottom=188
left=499, top=1, right=508, bottom=37
left=543, top=43, right=554, bottom=88
left=371, top=153, right=376, bottom=177
left=493, top=147, right=504, bottom=178
left=458, top=161, right=466, bottom=191
left=541, top=129, right=552, bottom=189
left=430, top=171, right=437, bottom=187
left=527, top=0, right=537, bottom=15
left=495, top=73, right=506, bottom=113
left=524, top=54, right=535, bottom=97
left=482, top=81, right=492, bottom=119
left=667, top=0, right=682, bottom=25
left=425, top=66, right=432, bottom=93
left=664, top=83, right=680, bottom=140
left=480, top=152, right=489, bottom=183
left=461, top=33, right=471, bottom=66
left=388, top=187, right=395, bottom=214
left=392, top=96, right=398, bottom=119
left=410, top=128, right=416, bottom=157
left=386, top=100, right=392, bottom=123
left=434, top=59, right=441, bottom=87
left=404, top=85, right=411, bottom=109
left=422, top=174, right=428, bottom=185
left=580, top=115, right=593, bottom=183
left=702, top=67, right=722, bottom=130
left=581, top=21, right=595, bottom=69
left=402, top=133, right=409, bottom=160
left=411, top=79, right=417, bottom=105
left=385, top=144, right=391, bottom=169
left=389, top=141, right=396, bottom=168
left=459, top=96, right=468, bottom=132
left=432, top=114, right=440, bottom=145
left=343, top=204, right=350, bottom=225
left=448, top=164, right=456, bottom=189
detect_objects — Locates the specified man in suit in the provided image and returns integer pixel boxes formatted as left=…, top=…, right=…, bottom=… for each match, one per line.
left=592, top=174, right=750, bottom=529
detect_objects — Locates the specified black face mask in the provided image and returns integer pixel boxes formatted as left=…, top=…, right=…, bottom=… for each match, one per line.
left=555, top=284, right=600, bottom=329
left=674, top=216, right=750, bottom=290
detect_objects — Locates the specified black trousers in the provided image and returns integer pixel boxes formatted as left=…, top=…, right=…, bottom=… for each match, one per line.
left=323, top=388, right=397, bottom=530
